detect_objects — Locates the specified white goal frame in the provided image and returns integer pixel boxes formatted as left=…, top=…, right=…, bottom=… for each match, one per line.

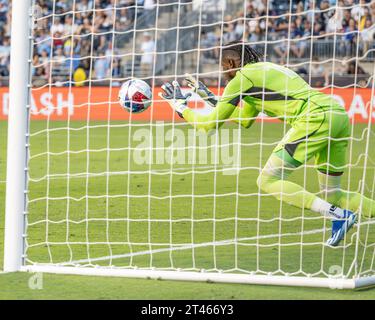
left=3, top=0, right=375, bottom=290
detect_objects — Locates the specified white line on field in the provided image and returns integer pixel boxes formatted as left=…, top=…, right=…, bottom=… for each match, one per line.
left=62, top=227, right=330, bottom=266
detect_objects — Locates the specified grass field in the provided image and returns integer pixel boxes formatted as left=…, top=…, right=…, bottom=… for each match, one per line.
left=1, top=119, right=375, bottom=299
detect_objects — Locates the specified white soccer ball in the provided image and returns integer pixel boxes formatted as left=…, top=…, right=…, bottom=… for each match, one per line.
left=118, top=79, right=152, bottom=113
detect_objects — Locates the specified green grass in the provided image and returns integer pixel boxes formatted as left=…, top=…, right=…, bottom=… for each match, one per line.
left=1, top=120, right=375, bottom=299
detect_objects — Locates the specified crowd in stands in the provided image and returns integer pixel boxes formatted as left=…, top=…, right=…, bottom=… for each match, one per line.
left=0, top=0, right=157, bottom=85
left=0, top=0, right=374, bottom=86
left=0, top=0, right=11, bottom=78
left=202, top=0, right=375, bottom=64
left=32, top=0, right=157, bottom=86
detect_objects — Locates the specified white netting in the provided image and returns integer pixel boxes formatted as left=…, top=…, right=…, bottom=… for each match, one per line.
left=18, top=0, right=375, bottom=283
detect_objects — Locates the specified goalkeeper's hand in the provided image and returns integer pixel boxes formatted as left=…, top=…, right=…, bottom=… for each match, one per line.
left=159, top=81, right=191, bottom=118
left=185, top=73, right=217, bottom=107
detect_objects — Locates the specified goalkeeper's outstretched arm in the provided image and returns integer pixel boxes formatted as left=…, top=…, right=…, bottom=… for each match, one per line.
left=183, top=73, right=259, bottom=131
left=182, top=99, right=258, bottom=132
left=182, top=78, right=259, bottom=132
left=228, top=100, right=259, bottom=129
left=159, top=79, right=259, bottom=133
left=159, top=40, right=264, bottom=132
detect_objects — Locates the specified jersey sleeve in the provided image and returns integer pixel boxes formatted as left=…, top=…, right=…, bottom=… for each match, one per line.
left=229, top=99, right=259, bottom=128
left=182, top=71, right=254, bottom=132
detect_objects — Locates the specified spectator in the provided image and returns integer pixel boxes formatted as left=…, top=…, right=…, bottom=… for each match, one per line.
left=234, top=20, right=246, bottom=40
left=361, top=18, right=375, bottom=53
left=249, top=25, right=263, bottom=43
left=2, top=0, right=374, bottom=86
left=104, top=0, right=117, bottom=19
left=76, top=0, right=93, bottom=15
left=32, top=53, right=40, bottom=76
left=313, top=22, right=324, bottom=36
left=305, top=0, right=315, bottom=23
left=35, top=29, right=52, bottom=56
left=40, top=49, right=49, bottom=65
left=78, top=18, right=93, bottom=36
left=94, top=51, right=108, bottom=80
left=342, top=9, right=352, bottom=29
left=143, top=0, right=155, bottom=10
left=343, top=18, right=357, bottom=55
left=274, top=36, right=288, bottom=64
left=200, top=30, right=219, bottom=62
left=0, top=36, right=10, bottom=75
left=310, top=61, right=325, bottom=77
left=39, top=49, right=50, bottom=79
left=51, top=17, right=64, bottom=35
left=62, top=15, right=78, bottom=36
left=251, top=0, right=266, bottom=14
left=53, top=31, right=65, bottom=48
left=140, top=32, right=155, bottom=73
left=111, top=58, right=122, bottom=79
left=290, top=21, right=307, bottom=59
left=0, top=1, right=8, bottom=26
left=117, top=8, right=131, bottom=29
left=73, top=65, right=87, bottom=86
left=223, top=23, right=237, bottom=43
left=326, top=9, right=344, bottom=33
left=0, top=37, right=10, bottom=76
left=52, top=46, right=66, bottom=75
left=319, top=0, right=331, bottom=26
left=346, top=60, right=367, bottom=75
left=95, top=35, right=108, bottom=54
left=248, top=19, right=258, bottom=34
left=303, top=19, right=312, bottom=37
left=351, top=0, right=366, bottom=21
left=274, top=15, right=289, bottom=38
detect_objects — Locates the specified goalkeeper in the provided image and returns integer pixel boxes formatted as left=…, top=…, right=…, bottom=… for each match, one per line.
left=160, top=41, right=375, bottom=247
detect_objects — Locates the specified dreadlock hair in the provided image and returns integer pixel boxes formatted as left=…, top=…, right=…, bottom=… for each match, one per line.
left=222, top=41, right=263, bottom=66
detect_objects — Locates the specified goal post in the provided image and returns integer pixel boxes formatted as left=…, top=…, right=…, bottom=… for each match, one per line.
left=20, top=265, right=372, bottom=289
left=4, top=0, right=33, bottom=272
left=3, top=0, right=375, bottom=290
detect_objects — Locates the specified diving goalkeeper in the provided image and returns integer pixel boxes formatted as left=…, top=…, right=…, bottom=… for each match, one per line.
left=159, top=41, right=375, bottom=247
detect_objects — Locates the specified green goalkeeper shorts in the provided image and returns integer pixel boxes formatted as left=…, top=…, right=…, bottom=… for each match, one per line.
left=273, top=108, right=350, bottom=173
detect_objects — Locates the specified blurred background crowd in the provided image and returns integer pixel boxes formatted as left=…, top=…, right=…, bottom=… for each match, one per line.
left=0, top=0, right=373, bottom=87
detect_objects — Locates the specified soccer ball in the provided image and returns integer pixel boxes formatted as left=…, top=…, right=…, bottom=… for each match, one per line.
left=118, top=79, right=152, bottom=113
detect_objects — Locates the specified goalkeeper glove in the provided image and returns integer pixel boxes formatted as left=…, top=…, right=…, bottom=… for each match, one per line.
left=159, top=81, right=192, bottom=118
left=185, top=73, right=217, bottom=107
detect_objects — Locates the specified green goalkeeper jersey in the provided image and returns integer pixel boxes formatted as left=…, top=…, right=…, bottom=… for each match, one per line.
left=182, top=62, right=344, bottom=131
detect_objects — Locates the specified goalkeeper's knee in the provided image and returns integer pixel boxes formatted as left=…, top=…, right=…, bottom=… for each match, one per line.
left=256, top=171, right=272, bottom=193
left=256, top=154, right=295, bottom=193
left=257, top=153, right=317, bottom=209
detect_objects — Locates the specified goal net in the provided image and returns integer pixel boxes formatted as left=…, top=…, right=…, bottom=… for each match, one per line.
left=4, top=0, right=375, bottom=288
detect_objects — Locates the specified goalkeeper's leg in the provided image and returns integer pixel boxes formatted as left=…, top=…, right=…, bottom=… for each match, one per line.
left=257, top=110, right=360, bottom=246
left=256, top=152, right=350, bottom=220
left=257, top=151, right=358, bottom=246
left=317, top=170, right=375, bottom=219
left=257, top=108, right=362, bottom=220
left=314, top=121, right=375, bottom=219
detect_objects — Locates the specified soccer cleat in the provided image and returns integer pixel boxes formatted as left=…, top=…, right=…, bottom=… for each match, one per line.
left=326, top=210, right=357, bottom=247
